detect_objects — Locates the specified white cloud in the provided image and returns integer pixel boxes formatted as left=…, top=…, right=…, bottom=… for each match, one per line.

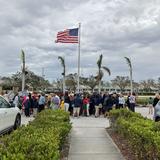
left=0, top=0, right=160, bottom=82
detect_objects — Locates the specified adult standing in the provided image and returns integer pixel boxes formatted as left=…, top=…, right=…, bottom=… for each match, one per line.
left=153, top=93, right=159, bottom=108
left=28, top=93, right=33, bottom=115
left=69, top=93, right=75, bottom=115
left=64, top=92, right=70, bottom=112
left=153, top=93, right=160, bottom=119
left=90, top=93, right=96, bottom=115
left=102, top=92, right=109, bottom=113
left=126, top=92, right=131, bottom=110
left=103, top=94, right=113, bottom=117
left=148, top=97, right=154, bottom=115
left=32, top=95, right=39, bottom=117
left=73, top=94, right=82, bottom=117
left=129, top=92, right=136, bottom=112
left=13, top=93, right=19, bottom=108
left=94, top=94, right=101, bottom=118
left=23, top=96, right=31, bottom=117
left=51, top=93, right=60, bottom=110
left=38, top=93, right=46, bottom=112
left=118, top=93, right=125, bottom=108
left=112, top=93, right=119, bottom=109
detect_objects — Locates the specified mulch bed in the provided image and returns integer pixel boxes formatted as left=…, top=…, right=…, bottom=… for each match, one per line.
left=106, top=128, right=137, bottom=160
left=60, top=136, right=70, bottom=160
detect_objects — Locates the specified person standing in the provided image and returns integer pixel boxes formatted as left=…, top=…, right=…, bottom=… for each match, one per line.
left=153, top=93, right=160, bottom=119
left=28, top=93, right=33, bottom=115
left=147, top=97, right=153, bottom=114
left=60, top=97, right=65, bottom=110
left=103, top=94, right=113, bottom=117
left=94, top=94, right=101, bottom=118
left=64, top=92, right=70, bottom=112
left=32, top=95, right=39, bottom=117
left=69, top=93, right=75, bottom=115
left=51, top=93, right=60, bottom=110
left=153, top=93, right=159, bottom=108
left=112, top=93, right=119, bottom=109
left=73, top=94, right=82, bottom=117
left=89, top=94, right=95, bottom=115
left=13, top=93, right=19, bottom=108
left=129, top=92, right=136, bottom=112
left=47, top=94, right=52, bottom=109
left=38, top=93, right=46, bottom=112
left=24, top=96, right=31, bottom=117
left=118, top=93, right=125, bottom=108
left=126, top=92, right=131, bottom=110
left=82, top=95, right=90, bottom=116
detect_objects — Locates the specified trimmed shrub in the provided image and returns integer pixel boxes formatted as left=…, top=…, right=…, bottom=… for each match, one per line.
left=109, top=109, right=160, bottom=160
left=0, top=110, right=71, bottom=160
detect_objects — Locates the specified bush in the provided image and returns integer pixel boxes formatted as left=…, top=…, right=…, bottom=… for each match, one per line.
left=0, top=110, right=71, bottom=160
left=109, top=109, right=160, bottom=160
left=136, top=97, right=148, bottom=105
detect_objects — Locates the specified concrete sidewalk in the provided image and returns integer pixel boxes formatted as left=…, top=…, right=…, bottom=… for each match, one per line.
left=68, top=117, right=125, bottom=160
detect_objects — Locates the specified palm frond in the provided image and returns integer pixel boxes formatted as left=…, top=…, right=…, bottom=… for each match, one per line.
left=97, top=54, right=103, bottom=69
left=102, top=66, right=111, bottom=76
left=21, top=50, right=25, bottom=63
left=95, top=70, right=104, bottom=81
left=124, top=57, right=132, bottom=69
left=58, top=56, right=65, bottom=75
left=58, top=56, right=65, bottom=67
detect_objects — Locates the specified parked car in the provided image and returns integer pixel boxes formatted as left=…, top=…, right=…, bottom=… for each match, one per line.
left=0, top=95, right=21, bottom=134
left=155, top=100, right=160, bottom=122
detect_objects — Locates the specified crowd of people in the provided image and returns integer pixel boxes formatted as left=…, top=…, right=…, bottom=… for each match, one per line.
left=2, top=90, right=160, bottom=119
left=2, top=91, right=138, bottom=118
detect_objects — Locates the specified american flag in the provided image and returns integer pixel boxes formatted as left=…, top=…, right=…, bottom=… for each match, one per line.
left=55, top=28, right=79, bottom=43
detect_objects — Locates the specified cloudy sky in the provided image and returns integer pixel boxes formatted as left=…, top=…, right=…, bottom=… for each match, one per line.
left=0, top=0, right=160, bottom=82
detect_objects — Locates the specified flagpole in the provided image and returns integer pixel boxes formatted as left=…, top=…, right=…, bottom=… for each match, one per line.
left=77, top=23, right=81, bottom=93
left=63, top=56, right=65, bottom=96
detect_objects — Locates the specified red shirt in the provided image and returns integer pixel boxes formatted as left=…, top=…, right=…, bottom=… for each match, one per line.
left=83, top=98, right=89, bottom=104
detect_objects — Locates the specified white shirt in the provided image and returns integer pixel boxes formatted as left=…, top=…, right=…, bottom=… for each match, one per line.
left=13, top=95, right=19, bottom=107
left=129, top=95, right=136, bottom=104
left=119, top=97, right=125, bottom=105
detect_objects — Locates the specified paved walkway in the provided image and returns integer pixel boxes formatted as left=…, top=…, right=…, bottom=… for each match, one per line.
left=68, top=116, right=125, bottom=160
left=21, top=115, right=34, bottom=125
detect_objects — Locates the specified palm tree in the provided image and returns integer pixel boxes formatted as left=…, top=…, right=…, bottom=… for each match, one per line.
left=124, top=57, right=133, bottom=94
left=21, top=50, right=25, bottom=91
left=58, top=56, right=66, bottom=95
left=96, top=54, right=111, bottom=93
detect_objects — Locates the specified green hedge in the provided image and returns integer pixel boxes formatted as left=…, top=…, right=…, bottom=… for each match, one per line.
left=0, top=110, right=71, bottom=160
left=109, top=109, right=160, bottom=160
left=136, top=97, right=148, bottom=105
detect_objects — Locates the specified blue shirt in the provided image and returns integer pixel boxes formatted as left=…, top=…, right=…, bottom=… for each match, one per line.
left=39, top=96, right=45, bottom=105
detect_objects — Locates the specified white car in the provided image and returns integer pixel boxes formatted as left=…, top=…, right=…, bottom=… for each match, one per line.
left=155, top=100, right=160, bottom=122
left=0, top=95, right=21, bottom=134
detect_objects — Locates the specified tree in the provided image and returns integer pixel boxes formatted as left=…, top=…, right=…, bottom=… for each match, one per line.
left=82, top=75, right=98, bottom=92
left=124, top=57, right=133, bottom=94
left=0, top=77, right=13, bottom=90
left=96, top=54, right=111, bottom=93
left=157, top=77, right=160, bottom=92
left=11, top=70, right=51, bottom=91
left=140, top=79, right=156, bottom=93
left=111, top=76, right=130, bottom=92
left=58, top=56, right=66, bottom=95
left=65, top=73, right=77, bottom=92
